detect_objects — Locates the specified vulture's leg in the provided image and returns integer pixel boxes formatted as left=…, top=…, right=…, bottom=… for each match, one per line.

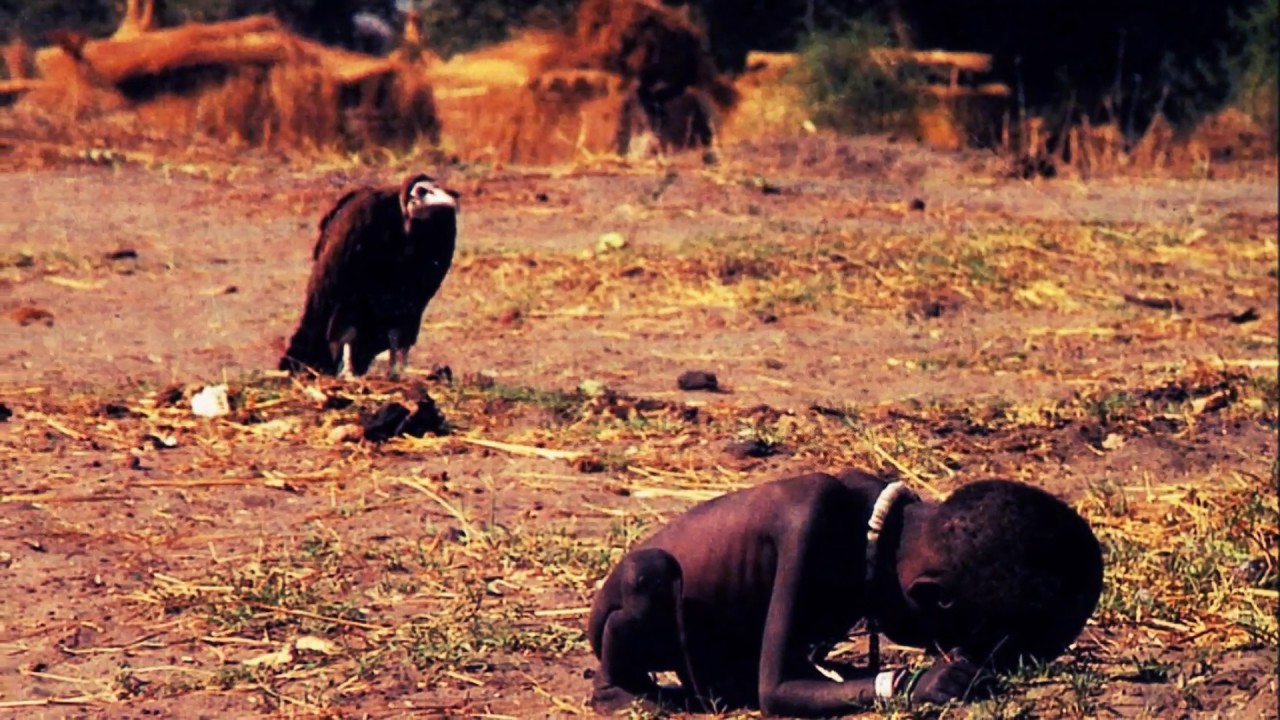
left=387, top=329, right=402, bottom=380
left=334, top=327, right=358, bottom=380
left=338, top=343, right=356, bottom=380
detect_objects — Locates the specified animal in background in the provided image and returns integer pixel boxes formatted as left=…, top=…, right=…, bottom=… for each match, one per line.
left=279, top=173, right=458, bottom=379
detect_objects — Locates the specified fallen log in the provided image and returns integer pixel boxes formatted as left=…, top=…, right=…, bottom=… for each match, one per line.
left=868, top=48, right=996, bottom=74
left=0, top=79, right=45, bottom=98
left=34, top=16, right=401, bottom=91
left=36, top=17, right=291, bottom=84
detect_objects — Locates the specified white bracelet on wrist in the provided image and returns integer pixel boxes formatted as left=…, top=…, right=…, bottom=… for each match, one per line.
left=874, top=670, right=902, bottom=699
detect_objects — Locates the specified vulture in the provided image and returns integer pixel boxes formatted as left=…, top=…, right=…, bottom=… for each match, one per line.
left=279, top=173, right=458, bottom=379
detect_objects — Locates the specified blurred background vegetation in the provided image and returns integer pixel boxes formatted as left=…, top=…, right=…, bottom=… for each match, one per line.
left=796, top=19, right=922, bottom=136
left=2, top=0, right=1275, bottom=142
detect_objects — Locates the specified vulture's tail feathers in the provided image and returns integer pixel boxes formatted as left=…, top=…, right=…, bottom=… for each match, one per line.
left=279, top=312, right=337, bottom=375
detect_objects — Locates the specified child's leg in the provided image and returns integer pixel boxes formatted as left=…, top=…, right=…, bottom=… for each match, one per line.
left=588, top=548, right=693, bottom=712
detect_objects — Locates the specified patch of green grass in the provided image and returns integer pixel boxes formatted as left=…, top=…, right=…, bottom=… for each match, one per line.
left=963, top=254, right=1002, bottom=285
left=996, top=656, right=1106, bottom=717
left=1086, top=475, right=1278, bottom=648
left=479, top=382, right=586, bottom=418
left=133, top=515, right=611, bottom=708
left=1081, top=390, right=1139, bottom=425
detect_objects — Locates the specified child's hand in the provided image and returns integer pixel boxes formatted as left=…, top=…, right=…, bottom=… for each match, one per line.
left=908, top=654, right=984, bottom=705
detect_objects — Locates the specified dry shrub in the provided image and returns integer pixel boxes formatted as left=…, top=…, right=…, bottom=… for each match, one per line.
left=914, top=86, right=1008, bottom=150
left=567, top=0, right=719, bottom=94
left=425, top=0, right=737, bottom=165
left=515, top=69, right=629, bottom=163
left=431, top=86, right=524, bottom=162
left=555, top=0, right=735, bottom=154
left=1189, top=107, right=1276, bottom=163
left=425, top=31, right=568, bottom=161
left=267, top=54, right=338, bottom=149
left=21, top=50, right=128, bottom=119
left=1007, top=112, right=1246, bottom=179
left=914, top=103, right=962, bottom=149
left=426, top=31, right=563, bottom=89
left=129, top=57, right=341, bottom=150
left=341, top=64, right=438, bottom=150
left=719, top=51, right=810, bottom=142
left=436, top=67, right=627, bottom=164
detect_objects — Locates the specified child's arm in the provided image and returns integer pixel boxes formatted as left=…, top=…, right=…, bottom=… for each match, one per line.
left=754, top=500, right=983, bottom=716
left=764, top=653, right=983, bottom=715
left=754, top=511, right=887, bottom=715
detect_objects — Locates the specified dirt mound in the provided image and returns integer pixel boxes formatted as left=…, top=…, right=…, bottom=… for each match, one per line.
left=428, top=0, right=737, bottom=164
left=9, top=12, right=437, bottom=152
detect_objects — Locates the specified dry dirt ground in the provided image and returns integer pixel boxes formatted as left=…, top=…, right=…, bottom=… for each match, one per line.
left=0, top=133, right=1277, bottom=719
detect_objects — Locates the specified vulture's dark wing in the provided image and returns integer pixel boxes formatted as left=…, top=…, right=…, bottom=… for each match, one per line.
left=312, top=188, right=374, bottom=260
left=307, top=187, right=403, bottom=337
left=280, top=187, right=399, bottom=375
left=308, top=185, right=399, bottom=307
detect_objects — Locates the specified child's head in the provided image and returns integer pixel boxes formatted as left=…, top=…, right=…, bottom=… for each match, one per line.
left=899, top=480, right=1103, bottom=668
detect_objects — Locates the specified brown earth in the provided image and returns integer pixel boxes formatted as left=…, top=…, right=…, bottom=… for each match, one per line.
left=0, top=131, right=1276, bottom=719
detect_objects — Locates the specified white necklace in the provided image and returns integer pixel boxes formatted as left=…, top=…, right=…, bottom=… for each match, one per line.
left=866, top=481, right=917, bottom=672
left=811, top=480, right=917, bottom=680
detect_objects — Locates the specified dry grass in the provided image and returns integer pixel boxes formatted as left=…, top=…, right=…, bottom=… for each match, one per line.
left=3, top=353, right=1274, bottom=714
left=1005, top=106, right=1278, bottom=180
left=0, top=147, right=1275, bottom=715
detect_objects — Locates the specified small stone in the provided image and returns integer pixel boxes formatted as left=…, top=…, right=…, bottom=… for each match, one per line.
left=361, top=402, right=411, bottom=443
left=497, top=307, right=523, bottom=327
left=724, top=438, right=777, bottom=459
left=191, top=385, right=230, bottom=418
left=677, top=370, right=719, bottom=392
left=427, top=364, right=454, bottom=384
left=573, top=456, right=607, bottom=473
left=596, top=232, right=627, bottom=254
left=327, top=424, right=363, bottom=444
left=11, top=306, right=54, bottom=327
left=402, top=394, right=448, bottom=438
left=102, top=402, right=131, bottom=419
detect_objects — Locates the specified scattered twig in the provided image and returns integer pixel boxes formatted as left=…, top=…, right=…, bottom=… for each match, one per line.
left=458, top=437, right=586, bottom=461
left=27, top=413, right=86, bottom=440
left=863, top=436, right=944, bottom=500
left=0, top=696, right=101, bottom=708
left=244, top=603, right=390, bottom=632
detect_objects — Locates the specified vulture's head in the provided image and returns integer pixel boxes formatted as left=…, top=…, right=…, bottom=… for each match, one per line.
left=400, top=174, right=458, bottom=232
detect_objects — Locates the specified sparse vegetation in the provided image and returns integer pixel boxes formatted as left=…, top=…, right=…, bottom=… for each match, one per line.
left=1230, top=0, right=1279, bottom=147
left=797, top=19, right=923, bottom=136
